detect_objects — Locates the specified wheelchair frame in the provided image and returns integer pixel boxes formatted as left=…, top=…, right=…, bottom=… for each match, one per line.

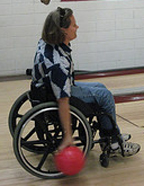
left=9, top=87, right=123, bottom=179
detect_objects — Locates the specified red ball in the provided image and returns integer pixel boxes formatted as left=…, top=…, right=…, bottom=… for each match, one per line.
left=54, top=146, right=85, bottom=176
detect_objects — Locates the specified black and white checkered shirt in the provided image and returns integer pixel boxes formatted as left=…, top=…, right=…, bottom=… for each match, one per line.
left=32, top=39, right=75, bottom=99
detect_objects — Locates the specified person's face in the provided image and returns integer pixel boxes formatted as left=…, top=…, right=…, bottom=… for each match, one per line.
left=62, top=15, right=79, bottom=45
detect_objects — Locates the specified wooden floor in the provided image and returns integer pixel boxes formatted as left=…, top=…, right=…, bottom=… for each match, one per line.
left=1, top=73, right=144, bottom=186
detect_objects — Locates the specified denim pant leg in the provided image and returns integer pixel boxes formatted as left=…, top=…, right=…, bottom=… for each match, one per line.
left=75, top=81, right=107, bottom=89
left=71, top=82, right=120, bottom=138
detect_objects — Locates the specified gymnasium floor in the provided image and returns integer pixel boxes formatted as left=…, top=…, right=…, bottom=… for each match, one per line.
left=0, top=71, right=144, bottom=186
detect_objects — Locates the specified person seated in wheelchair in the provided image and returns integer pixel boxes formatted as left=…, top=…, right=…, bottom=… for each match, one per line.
left=31, top=7, right=140, bottom=156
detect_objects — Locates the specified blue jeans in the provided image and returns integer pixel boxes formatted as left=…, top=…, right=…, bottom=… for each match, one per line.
left=71, top=82, right=120, bottom=139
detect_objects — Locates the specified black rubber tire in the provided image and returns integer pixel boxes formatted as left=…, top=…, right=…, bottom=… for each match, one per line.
left=100, top=153, right=109, bottom=168
left=8, top=91, right=31, bottom=137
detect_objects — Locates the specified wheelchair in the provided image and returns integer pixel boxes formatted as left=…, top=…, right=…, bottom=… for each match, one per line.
left=9, top=83, right=124, bottom=179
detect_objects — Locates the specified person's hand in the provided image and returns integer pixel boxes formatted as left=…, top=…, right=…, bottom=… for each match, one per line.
left=58, top=136, right=74, bottom=152
left=40, top=0, right=51, bottom=5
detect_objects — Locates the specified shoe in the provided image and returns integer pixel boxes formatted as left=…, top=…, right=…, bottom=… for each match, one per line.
left=121, top=133, right=131, bottom=142
left=100, top=133, right=131, bottom=151
left=111, top=141, right=141, bottom=157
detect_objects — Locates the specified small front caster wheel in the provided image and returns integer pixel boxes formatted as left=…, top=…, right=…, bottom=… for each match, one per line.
left=99, top=153, right=109, bottom=167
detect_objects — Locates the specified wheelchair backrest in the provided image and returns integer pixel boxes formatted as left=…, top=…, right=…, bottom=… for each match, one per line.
left=29, top=82, right=56, bottom=106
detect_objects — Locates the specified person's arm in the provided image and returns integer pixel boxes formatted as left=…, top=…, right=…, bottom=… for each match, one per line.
left=57, top=97, right=73, bottom=151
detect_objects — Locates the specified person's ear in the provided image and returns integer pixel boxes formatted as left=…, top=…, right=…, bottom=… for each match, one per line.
left=61, top=28, right=67, bottom=35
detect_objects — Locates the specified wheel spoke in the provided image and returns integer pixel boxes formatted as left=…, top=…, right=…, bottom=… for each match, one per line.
left=23, top=127, right=36, bottom=141
left=15, top=113, right=23, bottom=118
left=37, top=151, right=49, bottom=170
left=21, top=139, right=46, bottom=146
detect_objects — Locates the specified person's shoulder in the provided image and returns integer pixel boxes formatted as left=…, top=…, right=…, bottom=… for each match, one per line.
left=38, top=38, right=55, bottom=48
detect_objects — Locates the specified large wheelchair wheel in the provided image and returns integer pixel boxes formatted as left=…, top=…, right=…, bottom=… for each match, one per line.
left=13, top=102, right=92, bottom=179
left=8, top=91, right=31, bottom=137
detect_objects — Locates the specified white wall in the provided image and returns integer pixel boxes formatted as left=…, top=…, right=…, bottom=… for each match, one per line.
left=0, top=0, right=144, bottom=76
